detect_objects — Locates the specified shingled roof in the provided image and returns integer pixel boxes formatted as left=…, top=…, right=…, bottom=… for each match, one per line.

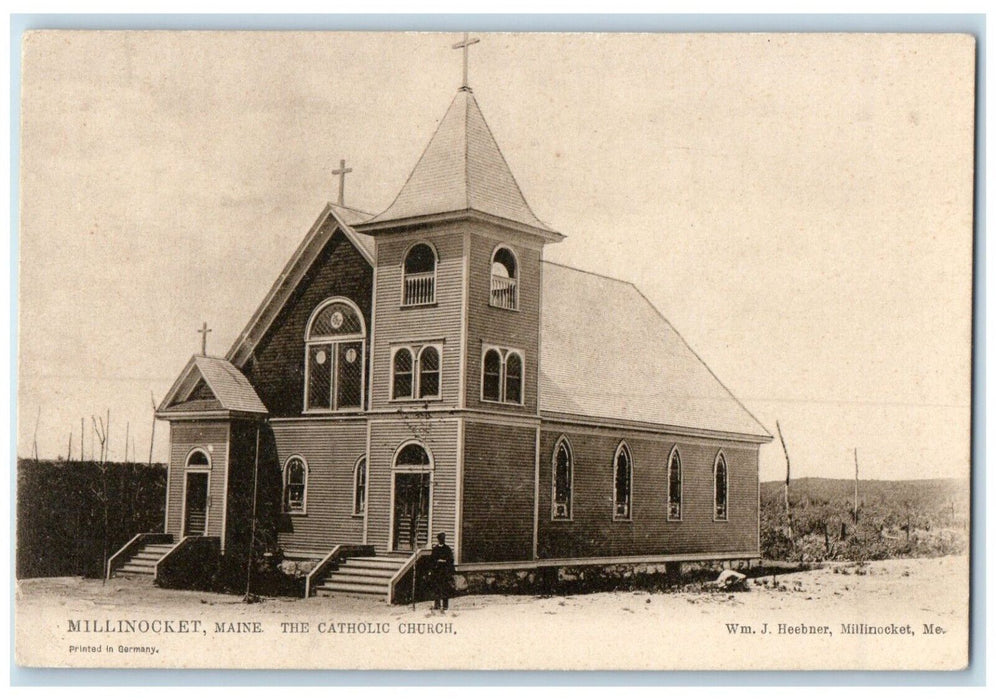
left=361, top=89, right=557, bottom=236
left=540, top=262, right=770, bottom=441
left=159, top=355, right=268, bottom=416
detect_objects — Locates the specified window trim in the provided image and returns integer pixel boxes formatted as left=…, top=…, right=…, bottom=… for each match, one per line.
left=417, top=345, right=442, bottom=400
left=713, top=450, right=729, bottom=522
left=352, top=455, right=367, bottom=517
left=401, top=240, right=439, bottom=308
left=667, top=445, right=683, bottom=522
left=282, top=454, right=309, bottom=516
left=389, top=342, right=445, bottom=403
left=480, top=343, right=526, bottom=406
left=551, top=435, right=574, bottom=521
left=302, top=297, right=366, bottom=414
left=489, top=244, right=520, bottom=311
left=612, top=441, right=633, bottom=522
left=184, top=447, right=211, bottom=471
left=392, top=439, right=435, bottom=472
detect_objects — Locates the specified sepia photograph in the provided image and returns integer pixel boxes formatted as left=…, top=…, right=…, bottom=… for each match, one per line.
left=14, top=29, right=975, bottom=671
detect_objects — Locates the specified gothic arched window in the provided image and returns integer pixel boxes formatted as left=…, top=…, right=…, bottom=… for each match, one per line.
left=668, top=447, right=683, bottom=521
left=552, top=437, right=573, bottom=520
left=613, top=443, right=632, bottom=520
left=714, top=452, right=729, bottom=521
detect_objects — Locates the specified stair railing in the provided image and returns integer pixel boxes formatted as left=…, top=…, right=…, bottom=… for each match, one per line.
left=105, top=532, right=174, bottom=580
left=388, top=547, right=432, bottom=605
left=303, top=544, right=375, bottom=598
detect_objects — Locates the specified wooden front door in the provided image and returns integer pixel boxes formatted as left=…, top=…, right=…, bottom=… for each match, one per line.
left=184, top=472, right=209, bottom=536
left=392, top=472, right=430, bottom=552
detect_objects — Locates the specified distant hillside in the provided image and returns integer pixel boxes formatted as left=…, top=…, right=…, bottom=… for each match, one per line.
left=759, top=477, right=969, bottom=562
left=761, top=477, right=969, bottom=510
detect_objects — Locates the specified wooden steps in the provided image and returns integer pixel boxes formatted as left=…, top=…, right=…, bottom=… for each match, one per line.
left=314, top=552, right=410, bottom=600
left=113, top=542, right=175, bottom=577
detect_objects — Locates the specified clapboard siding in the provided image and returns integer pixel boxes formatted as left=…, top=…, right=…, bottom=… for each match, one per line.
left=271, top=420, right=367, bottom=552
left=537, top=427, right=759, bottom=558
left=224, top=420, right=259, bottom=554
left=370, top=227, right=465, bottom=409
left=367, top=419, right=459, bottom=552
left=464, top=230, right=541, bottom=414
left=242, top=225, right=373, bottom=417
left=166, top=421, right=229, bottom=539
left=461, top=421, right=536, bottom=563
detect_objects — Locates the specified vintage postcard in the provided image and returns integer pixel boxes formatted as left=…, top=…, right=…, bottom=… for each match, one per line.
left=15, top=31, right=974, bottom=671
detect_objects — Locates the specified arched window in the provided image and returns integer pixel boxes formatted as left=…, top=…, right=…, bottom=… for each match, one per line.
left=667, top=447, right=682, bottom=521
left=504, top=352, right=523, bottom=405
left=402, top=243, right=437, bottom=306
left=305, top=298, right=365, bottom=411
left=396, top=442, right=431, bottom=468
left=283, top=456, right=307, bottom=514
left=490, top=246, right=519, bottom=310
left=613, top=443, right=632, bottom=520
left=552, top=437, right=573, bottom=520
left=714, top=452, right=729, bottom=521
left=353, top=456, right=367, bottom=516
left=418, top=346, right=440, bottom=399
left=482, top=348, right=502, bottom=402
left=186, top=449, right=209, bottom=468
left=392, top=348, right=414, bottom=399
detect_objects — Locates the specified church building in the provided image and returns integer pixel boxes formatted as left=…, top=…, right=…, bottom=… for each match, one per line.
left=110, top=38, right=771, bottom=601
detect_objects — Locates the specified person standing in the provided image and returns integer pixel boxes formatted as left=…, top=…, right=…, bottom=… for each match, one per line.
left=431, top=532, right=454, bottom=611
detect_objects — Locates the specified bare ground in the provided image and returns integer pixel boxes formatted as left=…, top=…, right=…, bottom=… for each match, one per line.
left=15, top=555, right=969, bottom=671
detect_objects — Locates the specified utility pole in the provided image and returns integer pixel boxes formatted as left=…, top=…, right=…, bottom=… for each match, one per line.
left=853, top=448, right=860, bottom=524
left=776, top=420, right=792, bottom=540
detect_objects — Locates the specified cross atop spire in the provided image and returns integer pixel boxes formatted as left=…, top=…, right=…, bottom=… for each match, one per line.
left=331, top=159, right=353, bottom=206
left=451, top=32, right=480, bottom=91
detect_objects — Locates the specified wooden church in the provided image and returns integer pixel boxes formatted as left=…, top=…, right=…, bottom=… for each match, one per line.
left=108, top=37, right=772, bottom=601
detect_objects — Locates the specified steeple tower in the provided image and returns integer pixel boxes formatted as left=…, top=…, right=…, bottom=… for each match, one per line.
left=356, top=89, right=561, bottom=242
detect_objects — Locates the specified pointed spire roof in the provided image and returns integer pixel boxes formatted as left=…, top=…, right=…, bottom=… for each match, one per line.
left=360, top=90, right=560, bottom=239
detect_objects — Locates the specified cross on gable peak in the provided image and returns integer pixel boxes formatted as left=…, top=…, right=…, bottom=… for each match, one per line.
left=197, top=321, right=212, bottom=356
left=331, top=158, right=353, bottom=206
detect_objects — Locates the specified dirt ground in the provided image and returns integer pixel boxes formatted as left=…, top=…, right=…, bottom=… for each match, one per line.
left=15, top=555, right=969, bottom=671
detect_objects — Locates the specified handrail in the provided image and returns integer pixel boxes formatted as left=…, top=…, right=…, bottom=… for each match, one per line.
left=106, top=532, right=173, bottom=580
left=387, top=547, right=431, bottom=604
left=303, top=544, right=374, bottom=598
left=304, top=546, right=341, bottom=599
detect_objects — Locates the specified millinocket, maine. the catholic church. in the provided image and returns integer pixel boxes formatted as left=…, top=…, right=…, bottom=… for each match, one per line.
left=107, top=35, right=772, bottom=602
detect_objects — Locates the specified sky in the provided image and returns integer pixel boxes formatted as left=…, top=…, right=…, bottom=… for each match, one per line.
left=17, top=32, right=975, bottom=482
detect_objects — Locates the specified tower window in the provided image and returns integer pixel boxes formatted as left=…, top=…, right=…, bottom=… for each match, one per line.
left=481, top=344, right=525, bottom=405
left=402, top=242, right=437, bottom=306
left=305, top=298, right=365, bottom=412
left=391, top=343, right=444, bottom=400
left=490, top=246, right=519, bottom=310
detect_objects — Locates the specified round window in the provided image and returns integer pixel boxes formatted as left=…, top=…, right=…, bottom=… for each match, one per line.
left=345, top=348, right=357, bottom=364
left=330, top=311, right=344, bottom=329
left=315, top=350, right=327, bottom=365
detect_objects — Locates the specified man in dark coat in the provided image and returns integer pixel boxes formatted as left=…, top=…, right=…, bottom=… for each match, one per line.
left=431, top=532, right=455, bottom=611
